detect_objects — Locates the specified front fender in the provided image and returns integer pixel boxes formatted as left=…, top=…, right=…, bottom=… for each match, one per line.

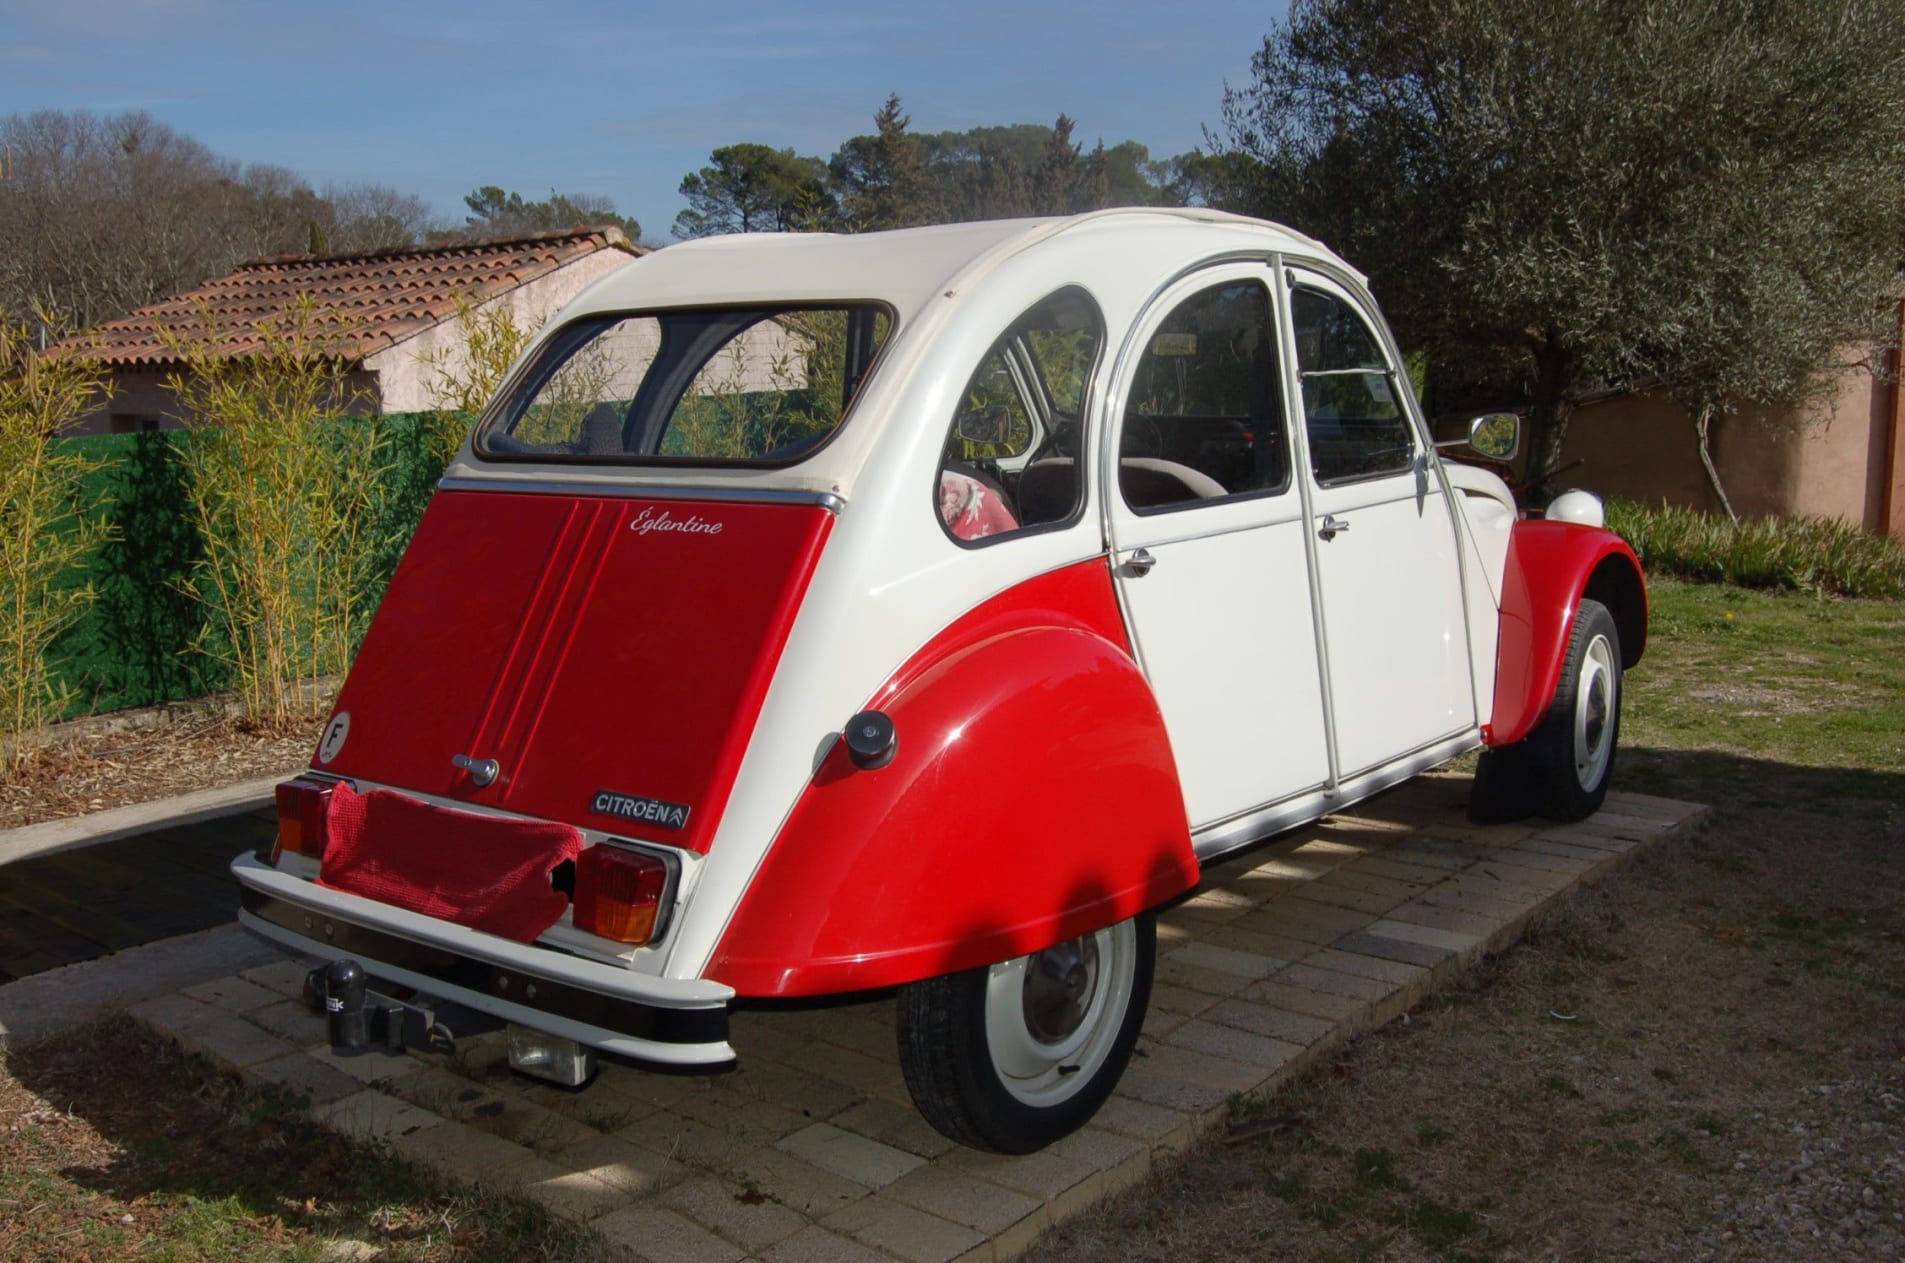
left=1487, top=520, right=1647, bottom=747
left=708, top=561, right=1198, bottom=997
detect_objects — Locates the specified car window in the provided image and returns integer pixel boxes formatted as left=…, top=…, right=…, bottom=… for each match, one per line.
left=1120, top=280, right=1290, bottom=513
left=480, top=305, right=890, bottom=465
left=1291, top=287, right=1415, bottom=484
left=937, top=288, right=1102, bottom=545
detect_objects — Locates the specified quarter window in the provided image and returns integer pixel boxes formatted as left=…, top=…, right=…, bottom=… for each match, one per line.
left=1291, top=287, right=1415, bottom=484
left=1120, top=280, right=1289, bottom=513
left=936, top=288, right=1103, bottom=544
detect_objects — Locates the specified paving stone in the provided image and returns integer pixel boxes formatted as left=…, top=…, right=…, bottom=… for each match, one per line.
left=245, top=997, right=325, bottom=1045
left=1353, top=857, right=1462, bottom=885
left=1202, top=923, right=1321, bottom=964
left=1386, top=900, right=1509, bottom=938
left=1137, top=1041, right=1272, bottom=1094
left=1149, top=981, right=1222, bottom=1016
left=238, top=956, right=319, bottom=999
left=943, top=1125, right=1141, bottom=1201
left=829, top=1097, right=959, bottom=1160
left=313, top=1088, right=437, bottom=1143
left=821, top=1193, right=988, bottom=1263
left=1283, top=881, right=1402, bottom=916
left=1404, top=884, right=1530, bottom=922
left=1114, top=1068, right=1233, bottom=1115
left=1303, top=948, right=1428, bottom=987
left=547, top=1132, right=687, bottom=1196
left=513, top=1159, right=629, bottom=1222
left=401, top=1066, right=599, bottom=1155
left=305, top=1041, right=426, bottom=1084
left=1164, top=1019, right=1303, bottom=1071
left=1162, top=940, right=1284, bottom=980
left=1182, top=885, right=1258, bottom=911
left=780, top=1038, right=910, bottom=1101
left=1154, top=957, right=1255, bottom=997
left=1091, top=1094, right=1196, bottom=1145
left=884, top=1163, right=1042, bottom=1236
left=1241, top=978, right=1368, bottom=1021
left=1203, top=999, right=1334, bottom=1046
left=720, top=1144, right=872, bottom=1219
left=727, top=1059, right=872, bottom=1120
left=1276, top=962, right=1397, bottom=1003
left=243, top=1050, right=363, bottom=1107
left=1141, top=1006, right=1188, bottom=1042
left=759, top=1225, right=895, bottom=1263
left=126, top=992, right=216, bottom=1040
left=1516, top=834, right=1625, bottom=861
left=660, top=1174, right=811, bottom=1252
left=1317, top=867, right=1434, bottom=897
left=777, top=1122, right=926, bottom=1188
left=1470, top=858, right=1576, bottom=892
left=623, top=1109, right=754, bottom=1169
left=669, top=1081, right=813, bottom=1147
left=180, top=975, right=279, bottom=1013
left=390, top=1117, right=536, bottom=1183
left=1492, top=846, right=1596, bottom=875
left=594, top=1204, right=746, bottom=1263
left=1333, top=930, right=1454, bottom=970
left=520, top=1078, right=659, bottom=1133
left=1362, top=918, right=1484, bottom=954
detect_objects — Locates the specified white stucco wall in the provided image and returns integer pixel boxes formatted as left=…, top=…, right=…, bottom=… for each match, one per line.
left=367, top=250, right=636, bottom=413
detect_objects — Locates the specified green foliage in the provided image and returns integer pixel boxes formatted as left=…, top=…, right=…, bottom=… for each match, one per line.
left=0, top=315, right=113, bottom=768
left=1606, top=499, right=1905, bottom=599
left=674, top=143, right=832, bottom=238
left=1219, top=0, right=1905, bottom=486
left=162, top=297, right=395, bottom=727
left=455, top=184, right=640, bottom=243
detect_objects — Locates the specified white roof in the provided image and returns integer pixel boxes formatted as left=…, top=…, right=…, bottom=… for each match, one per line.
left=444, top=209, right=1348, bottom=496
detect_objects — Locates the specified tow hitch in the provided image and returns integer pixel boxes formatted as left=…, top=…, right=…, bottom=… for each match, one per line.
left=303, top=959, right=502, bottom=1058
left=302, top=960, right=599, bottom=1087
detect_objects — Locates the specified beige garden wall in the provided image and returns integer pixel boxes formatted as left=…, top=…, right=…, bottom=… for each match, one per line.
left=1557, top=356, right=1902, bottom=536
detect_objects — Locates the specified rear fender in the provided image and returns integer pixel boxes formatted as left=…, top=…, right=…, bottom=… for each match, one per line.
left=708, top=560, right=1198, bottom=997
left=1486, top=521, right=1647, bottom=748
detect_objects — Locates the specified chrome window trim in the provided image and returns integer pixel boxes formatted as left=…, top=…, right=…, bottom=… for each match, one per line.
left=437, top=476, right=845, bottom=514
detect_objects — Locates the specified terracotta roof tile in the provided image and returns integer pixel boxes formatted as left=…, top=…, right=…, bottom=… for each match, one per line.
left=60, top=226, right=642, bottom=368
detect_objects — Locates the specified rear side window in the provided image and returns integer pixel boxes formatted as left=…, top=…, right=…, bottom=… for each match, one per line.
left=480, top=305, right=891, bottom=465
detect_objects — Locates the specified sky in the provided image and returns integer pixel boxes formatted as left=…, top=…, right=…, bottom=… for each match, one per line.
left=0, top=0, right=1280, bottom=245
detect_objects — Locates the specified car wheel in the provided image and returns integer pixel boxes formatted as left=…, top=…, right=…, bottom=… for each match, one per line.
left=896, top=913, right=1154, bottom=1154
left=1472, top=597, right=1622, bottom=823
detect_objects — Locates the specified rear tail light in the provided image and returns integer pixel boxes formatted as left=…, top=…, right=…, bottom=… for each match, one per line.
left=573, top=843, right=668, bottom=945
left=272, top=777, right=336, bottom=864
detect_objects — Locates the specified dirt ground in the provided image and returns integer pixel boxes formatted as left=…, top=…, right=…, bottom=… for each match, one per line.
left=1026, top=754, right=1905, bottom=1262
left=0, top=718, right=316, bottom=831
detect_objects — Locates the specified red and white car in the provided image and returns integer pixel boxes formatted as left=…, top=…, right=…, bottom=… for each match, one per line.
left=233, top=209, right=1645, bottom=1153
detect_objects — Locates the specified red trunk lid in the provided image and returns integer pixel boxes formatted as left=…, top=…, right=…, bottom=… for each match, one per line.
left=317, top=490, right=832, bottom=853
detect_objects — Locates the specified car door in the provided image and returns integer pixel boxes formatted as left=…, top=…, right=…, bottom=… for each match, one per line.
left=1105, top=266, right=1331, bottom=831
left=1282, top=267, right=1475, bottom=778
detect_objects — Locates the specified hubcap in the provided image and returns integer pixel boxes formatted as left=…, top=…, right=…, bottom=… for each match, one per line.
left=1573, top=634, right=1616, bottom=790
left=1022, top=936, right=1099, bottom=1043
left=983, top=920, right=1138, bottom=1107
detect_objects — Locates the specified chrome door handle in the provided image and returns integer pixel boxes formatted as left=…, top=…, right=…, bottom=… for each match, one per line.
left=1318, top=514, right=1350, bottom=540
left=1124, top=547, right=1157, bottom=577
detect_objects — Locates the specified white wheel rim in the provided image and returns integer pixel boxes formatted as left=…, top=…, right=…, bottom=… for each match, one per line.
left=1573, top=633, right=1616, bottom=791
left=983, top=919, right=1137, bottom=1108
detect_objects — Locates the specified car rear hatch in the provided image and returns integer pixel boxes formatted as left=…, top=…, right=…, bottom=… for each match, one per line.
left=314, top=487, right=833, bottom=855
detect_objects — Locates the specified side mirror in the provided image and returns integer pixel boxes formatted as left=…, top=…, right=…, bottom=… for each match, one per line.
left=1437, top=412, right=1520, bottom=462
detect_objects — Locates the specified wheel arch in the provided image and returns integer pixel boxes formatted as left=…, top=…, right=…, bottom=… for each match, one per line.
left=1485, top=521, right=1647, bottom=748
left=706, top=561, right=1199, bottom=998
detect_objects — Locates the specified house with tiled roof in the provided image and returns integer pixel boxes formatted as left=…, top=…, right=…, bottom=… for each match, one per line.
left=60, top=226, right=642, bottom=434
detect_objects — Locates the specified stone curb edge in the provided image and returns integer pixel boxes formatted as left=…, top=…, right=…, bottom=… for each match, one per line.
left=0, top=769, right=304, bottom=868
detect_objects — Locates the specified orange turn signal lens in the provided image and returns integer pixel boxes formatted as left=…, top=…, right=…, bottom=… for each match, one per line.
left=573, top=844, right=668, bottom=945
left=272, top=777, right=335, bottom=863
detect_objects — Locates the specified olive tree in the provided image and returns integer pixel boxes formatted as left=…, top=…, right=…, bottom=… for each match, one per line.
left=1220, top=0, right=1905, bottom=499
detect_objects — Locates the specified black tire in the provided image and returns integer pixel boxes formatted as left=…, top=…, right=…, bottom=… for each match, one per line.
left=896, top=913, right=1155, bottom=1154
left=1472, top=597, right=1623, bottom=823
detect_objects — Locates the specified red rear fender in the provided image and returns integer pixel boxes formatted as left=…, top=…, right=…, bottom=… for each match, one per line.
left=1487, top=521, right=1646, bottom=748
left=708, top=560, right=1199, bottom=997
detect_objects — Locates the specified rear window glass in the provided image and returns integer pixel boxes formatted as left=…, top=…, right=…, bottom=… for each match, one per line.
left=479, top=305, right=891, bottom=465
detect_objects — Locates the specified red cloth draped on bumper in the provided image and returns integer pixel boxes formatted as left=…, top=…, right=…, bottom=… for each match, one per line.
left=316, top=782, right=582, bottom=943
